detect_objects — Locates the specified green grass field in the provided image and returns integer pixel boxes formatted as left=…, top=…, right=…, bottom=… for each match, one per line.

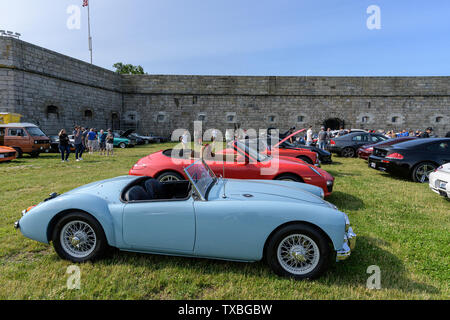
left=0, top=143, right=449, bottom=299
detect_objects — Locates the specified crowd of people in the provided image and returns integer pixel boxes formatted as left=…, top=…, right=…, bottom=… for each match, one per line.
left=57, top=126, right=115, bottom=162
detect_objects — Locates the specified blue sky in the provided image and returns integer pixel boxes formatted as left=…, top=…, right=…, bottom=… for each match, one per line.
left=1, top=0, right=449, bottom=76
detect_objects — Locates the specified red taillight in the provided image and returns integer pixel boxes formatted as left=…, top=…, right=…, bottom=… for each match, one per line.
left=330, top=140, right=336, bottom=145
left=386, top=152, right=404, bottom=160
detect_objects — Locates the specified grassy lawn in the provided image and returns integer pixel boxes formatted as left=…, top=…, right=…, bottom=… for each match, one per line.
left=0, top=143, right=449, bottom=300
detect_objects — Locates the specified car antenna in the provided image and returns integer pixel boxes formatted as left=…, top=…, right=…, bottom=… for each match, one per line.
left=222, top=144, right=227, bottom=199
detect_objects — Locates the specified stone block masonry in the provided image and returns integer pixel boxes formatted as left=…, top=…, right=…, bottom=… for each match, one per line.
left=0, top=37, right=449, bottom=137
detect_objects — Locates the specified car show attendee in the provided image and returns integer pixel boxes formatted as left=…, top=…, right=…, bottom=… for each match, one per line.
left=73, top=126, right=84, bottom=161
left=58, top=129, right=71, bottom=162
left=98, top=129, right=107, bottom=156
left=87, top=128, right=97, bottom=154
left=317, top=127, right=327, bottom=150
left=306, top=126, right=313, bottom=146
left=420, top=127, right=433, bottom=138
left=337, top=126, right=346, bottom=137
left=181, top=130, right=189, bottom=151
left=81, top=127, right=88, bottom=156
left=106, top=129, right=114, bottom=157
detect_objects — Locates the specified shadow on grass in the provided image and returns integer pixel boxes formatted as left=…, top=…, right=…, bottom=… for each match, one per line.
left=326, top=191, right=365, bottom=211
left=95, top=235, right=439, bottom=297
left=324, top=169, right=359, bottom=178
left=323, top=236, right=439, bottom=295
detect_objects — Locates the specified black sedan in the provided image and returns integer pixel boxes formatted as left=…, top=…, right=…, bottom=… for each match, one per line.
left=368, top=138, right=450, bottom=183
left=289, top=141, right=333, bottom=164
left=327, top=132, right=389, bottom=158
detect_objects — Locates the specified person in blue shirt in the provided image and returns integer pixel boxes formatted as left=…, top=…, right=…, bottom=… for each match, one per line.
left=98, top=129, right=107, bottom=156
left=87, top=128, right=97, bottom=154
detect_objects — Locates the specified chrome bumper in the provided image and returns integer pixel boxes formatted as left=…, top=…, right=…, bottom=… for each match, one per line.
left=336, top=227, right=356, bottom=261
left=14, top=220, right=20, bottom=229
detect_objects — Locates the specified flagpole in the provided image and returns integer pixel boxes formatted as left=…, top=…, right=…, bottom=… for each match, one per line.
left=87, top=1, right=92, bottom=64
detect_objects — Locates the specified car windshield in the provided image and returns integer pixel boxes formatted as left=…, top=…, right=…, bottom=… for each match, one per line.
left=184, top=159, right=217, bottom=200
left=234, top=140, right=270, bottom=162
left=26, top=127, right=46, bottom=137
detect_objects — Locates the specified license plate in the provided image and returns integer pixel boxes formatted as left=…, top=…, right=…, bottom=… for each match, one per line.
left=370, top=162, right=376, bottom=168
left=437, top=180, right=447, bottom=189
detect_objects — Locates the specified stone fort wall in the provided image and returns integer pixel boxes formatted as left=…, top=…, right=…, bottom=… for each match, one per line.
left=1, top=37, right=449, bottom=137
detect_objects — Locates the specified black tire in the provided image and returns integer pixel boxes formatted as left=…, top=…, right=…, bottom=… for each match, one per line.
left=52, top=212, right=108, bottom=263
left=13, top=147, right=23, bottom=158
left=274, top=174, right=302, bottom=182
left=156, top=171, right=184, bottom=182
left=119, top=142, right=127, bottom=149
left=297, top=156, right=314, bottom=165
left=266, top=224, right=331, bottom=280
left=341, top=147, right=355, bottom=158
left=411, top=162, right=437, bottom=183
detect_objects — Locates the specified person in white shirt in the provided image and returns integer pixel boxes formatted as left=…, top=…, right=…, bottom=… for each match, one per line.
left=181, top=131, right=189, bottom=151
left=306, top=126, right=313, bottom=146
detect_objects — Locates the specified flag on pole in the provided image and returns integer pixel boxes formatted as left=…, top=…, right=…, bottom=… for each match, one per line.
left=82, top=0, right=89, bottom=7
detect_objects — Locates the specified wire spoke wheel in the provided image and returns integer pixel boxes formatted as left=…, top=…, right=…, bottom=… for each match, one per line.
left=60, top=220, right=97, bottom=259
left=277, top=234, right=320, bottom=275
left=159, top=175, right=180, bottom=182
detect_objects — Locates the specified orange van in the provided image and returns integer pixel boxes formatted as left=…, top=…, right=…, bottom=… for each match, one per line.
left=0, top=123, right=50, bottom=157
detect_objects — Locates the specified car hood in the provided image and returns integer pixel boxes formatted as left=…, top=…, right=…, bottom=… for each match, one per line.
left=120, top=129, right=135, bottom=138
left=209, top=179, right=332, bottom=207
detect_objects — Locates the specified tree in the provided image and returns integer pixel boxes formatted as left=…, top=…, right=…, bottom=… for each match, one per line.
left=113, top=62, right=146, bottom=75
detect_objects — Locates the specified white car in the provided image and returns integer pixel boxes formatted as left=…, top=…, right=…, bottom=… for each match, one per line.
left=429, top=163, right=450, bottom=198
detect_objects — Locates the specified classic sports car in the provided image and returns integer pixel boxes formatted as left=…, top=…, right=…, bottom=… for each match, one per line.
left=429, top=163, right=450, bottom=198
left=15, top=159, right=356, bottom=279
left=0, top=145, right=17, bottom=162
left=129, top=140, right=335, bottom=197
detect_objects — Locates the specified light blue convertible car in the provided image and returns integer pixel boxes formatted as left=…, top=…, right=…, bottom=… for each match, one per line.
left=15, top=160, right=356, bottom=279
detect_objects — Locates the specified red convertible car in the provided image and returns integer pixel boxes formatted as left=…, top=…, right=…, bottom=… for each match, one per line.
left=129, top=140, right=335, bottom=196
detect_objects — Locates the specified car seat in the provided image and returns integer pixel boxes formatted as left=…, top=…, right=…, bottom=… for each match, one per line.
left=124, top=185, right=153, bottom=201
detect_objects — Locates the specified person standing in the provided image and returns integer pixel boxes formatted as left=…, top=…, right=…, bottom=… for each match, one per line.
left=317, top=127, right=327, bottom=150
left=58, top=129, right=70, bottom=162
left=211, top=128, right=218, bottom=152
left=73, top=126, right=84, bottom=161
left=420, top=127, right=433, bottom=138
left=337, top=126, right=346, bottom=137
left=306, top=126, right=313, bottom=146
left=181, top=131, right=189, bottom=150
left=80, top=127, right=88, bottom=159
left=106, top=129, right=114, bottom=156
left=98, top=129, right=107, bottom=155
left=87, top=128, right=97, bottom=154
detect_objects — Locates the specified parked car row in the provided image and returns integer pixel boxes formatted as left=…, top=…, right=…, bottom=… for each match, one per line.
left=15, top=138, right=356, bottom=280
left=0, top=122, right=171, bottom=159
left=352, top=132, right=450, bottom=198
